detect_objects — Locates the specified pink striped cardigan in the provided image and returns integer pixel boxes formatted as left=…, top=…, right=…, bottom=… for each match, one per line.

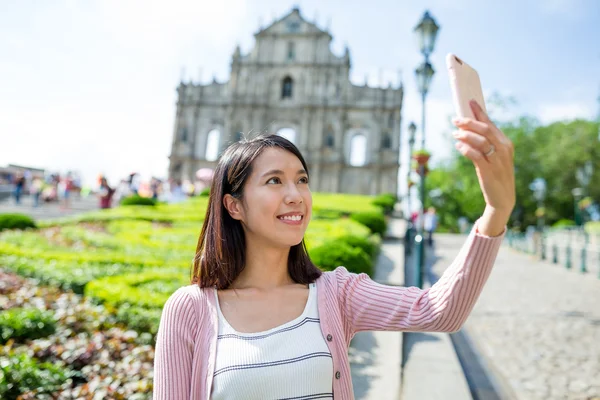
left=153, top=224, right=504, bottom=399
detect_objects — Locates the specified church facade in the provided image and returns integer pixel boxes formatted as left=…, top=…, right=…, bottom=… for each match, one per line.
left=168, top=7, right=403, bottom=195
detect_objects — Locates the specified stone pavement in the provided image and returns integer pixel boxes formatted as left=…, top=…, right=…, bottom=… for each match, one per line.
left=402, top=232, right=473, bottom=400
left=0, top=194, right=98, bottom=220
left=430, top=233, right=600, bottom=400
left=349, top=217, right=405, bottom=399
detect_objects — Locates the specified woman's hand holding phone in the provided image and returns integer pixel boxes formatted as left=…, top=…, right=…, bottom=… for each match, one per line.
left=447, top=54, right=516, bottom=236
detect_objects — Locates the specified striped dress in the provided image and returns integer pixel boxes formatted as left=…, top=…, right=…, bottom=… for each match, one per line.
left=211, top=283, right=334, bottom=399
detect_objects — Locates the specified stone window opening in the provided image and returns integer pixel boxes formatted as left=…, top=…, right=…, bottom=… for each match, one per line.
left=180, top=127, right=188, bottom=142
left=282, top=76, right=293, bottom=99
left=349, top=134, right=367, bottom=166
left=382, top=134, right=392, bottom=149
left=205, top=129, right=220, bottom=161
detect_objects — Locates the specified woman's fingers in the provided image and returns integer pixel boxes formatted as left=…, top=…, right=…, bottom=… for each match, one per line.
left=454, top=141, right=488, bottom=166
left=452, top=117, right=499, bottom=146
left=452, top=130, right=493, bottom=156
left=469, top=99, right=490, bottom=123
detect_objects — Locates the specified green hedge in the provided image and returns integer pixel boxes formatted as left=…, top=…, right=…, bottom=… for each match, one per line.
left=115, top=304, right=163, bottom=337
left=0, top=308, right=57, bottom=344
left=85, top=272, right=187, bottom=310
left=85, top=272, right=187, bottom=337
left=0, top=214, right=36, bottom=232
left=0, top=352, right=76, bottom=400
left=0, top=241, right=189, bottom=269
left=0, top=254, right=146, bottom=294
left=310, top=240, right=372, bottom=276
left=333, top=234, right=380, bottom=260
left=372, top=193, right=397, bottom=215
left=312, top=193, right=383, bottom=216
left=552, top=219, right=576, bottom=228
left=120, top=195, right=157, bottom=206
left=349, top=211, right=387, bottom=236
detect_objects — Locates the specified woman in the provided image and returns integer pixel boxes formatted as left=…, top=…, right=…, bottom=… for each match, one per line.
left=153, top=100, right=515, bottom=399
left=98, top=176, right=115, bottom=209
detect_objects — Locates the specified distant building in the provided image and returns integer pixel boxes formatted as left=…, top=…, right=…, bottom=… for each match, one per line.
left=0, top=164, right=45, bottom=184
left=169, top=7, right=403, bottom=195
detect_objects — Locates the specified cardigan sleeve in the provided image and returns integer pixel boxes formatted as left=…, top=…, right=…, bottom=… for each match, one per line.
left=336, top=219, right=505, bottom=335
left=153, top=287, right=199, bottom=400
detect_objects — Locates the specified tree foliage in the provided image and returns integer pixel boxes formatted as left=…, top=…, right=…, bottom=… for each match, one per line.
left=424, top=93, right=600, bottom=231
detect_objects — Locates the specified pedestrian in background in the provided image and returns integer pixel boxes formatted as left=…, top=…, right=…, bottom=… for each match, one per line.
left=98, top=176, right=115, bottom=209
left=12, top=172, right=25, bottom=205
left=424, top=207, right=438, bottom=246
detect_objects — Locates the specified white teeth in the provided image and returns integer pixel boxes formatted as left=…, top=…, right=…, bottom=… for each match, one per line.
left=279, top=215, right=302, bottom=221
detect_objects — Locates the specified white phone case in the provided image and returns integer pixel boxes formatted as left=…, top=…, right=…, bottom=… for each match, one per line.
left=446, top=53, right=487, bottom=119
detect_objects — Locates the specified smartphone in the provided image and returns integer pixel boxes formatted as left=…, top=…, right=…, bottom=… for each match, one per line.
left=446, top=53, right=487, bottom=119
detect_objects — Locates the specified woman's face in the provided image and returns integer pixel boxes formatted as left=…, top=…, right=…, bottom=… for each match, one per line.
left=225, top=147, right=312, bottom=249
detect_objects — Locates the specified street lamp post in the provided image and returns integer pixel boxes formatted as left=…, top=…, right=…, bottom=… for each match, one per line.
left=413, top=10, right=439, bottom=289
left=572, top=187, right=584, bottom=226
left=407, top=122, right=417, bottom=220
left=404, top=122, right=417, bottom=255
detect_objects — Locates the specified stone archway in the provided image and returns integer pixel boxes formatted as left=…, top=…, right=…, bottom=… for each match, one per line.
left=205, top=129, right=220, bottom=161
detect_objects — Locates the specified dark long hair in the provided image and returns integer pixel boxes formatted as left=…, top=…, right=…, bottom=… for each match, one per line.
left=191, top=133, right=322, bottom=289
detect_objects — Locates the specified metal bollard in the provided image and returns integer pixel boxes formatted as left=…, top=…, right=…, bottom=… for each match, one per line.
left=552, top=243, right=558, bottom=264
left=566, top=245, right=572, bottom=270
left=541, top=236, right=546, bottom=260
left=404, top=225, right=413, bottom=255
left=580, top=246, right=587, bottom=273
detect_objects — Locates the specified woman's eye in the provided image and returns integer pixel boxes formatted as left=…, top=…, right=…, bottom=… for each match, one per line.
left=267, top=177, right=309, bottom=184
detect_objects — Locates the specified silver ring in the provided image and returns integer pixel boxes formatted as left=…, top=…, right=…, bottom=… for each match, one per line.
left=484, top=144, right=496, bottom=157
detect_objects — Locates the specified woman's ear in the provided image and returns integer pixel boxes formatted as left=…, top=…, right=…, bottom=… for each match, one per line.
left=223, top=194, right=243, bottom=221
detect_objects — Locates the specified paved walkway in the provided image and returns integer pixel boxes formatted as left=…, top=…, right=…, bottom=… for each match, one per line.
left=431, top=233, right=600, bottom=400
left=0, top=194, right=98, bottom=220
left=349, top=217, right=405, bottom=399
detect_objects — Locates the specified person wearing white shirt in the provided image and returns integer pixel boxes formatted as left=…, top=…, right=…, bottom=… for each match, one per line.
left=424, top=207, right=438, bottom=246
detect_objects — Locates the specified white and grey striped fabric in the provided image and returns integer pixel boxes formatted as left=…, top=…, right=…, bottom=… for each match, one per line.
left=211, top=283, right=334, bottom=400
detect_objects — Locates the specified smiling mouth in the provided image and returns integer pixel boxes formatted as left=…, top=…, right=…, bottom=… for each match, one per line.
left=277, top=215, right=304, bottom=222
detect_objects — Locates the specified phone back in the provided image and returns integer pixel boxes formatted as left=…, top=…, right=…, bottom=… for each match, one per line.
left=446, top=53, right=487, bottom=119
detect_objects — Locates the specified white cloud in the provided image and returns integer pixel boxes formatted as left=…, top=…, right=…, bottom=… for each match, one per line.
left=537, top=102, right=595, bottom=124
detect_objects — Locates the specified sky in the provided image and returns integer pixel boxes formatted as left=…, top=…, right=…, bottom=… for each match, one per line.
left=1, top=0, right=599, bottom=194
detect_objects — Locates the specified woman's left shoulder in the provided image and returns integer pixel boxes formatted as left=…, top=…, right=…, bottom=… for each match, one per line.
left=315, top=266, right=360, bottom=291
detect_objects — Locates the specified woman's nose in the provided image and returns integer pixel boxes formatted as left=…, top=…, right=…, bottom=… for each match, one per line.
left=284, top=184, right=303, bottom=203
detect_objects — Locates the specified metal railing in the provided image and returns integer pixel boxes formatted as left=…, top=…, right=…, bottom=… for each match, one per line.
left=506, top=227, right=600, bottom=279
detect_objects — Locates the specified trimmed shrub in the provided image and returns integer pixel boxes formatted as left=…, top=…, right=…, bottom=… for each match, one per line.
left=350, top=211, right=387, bottom=236
left=552, top=219, right=576, bottom=228
left=312, top=193, right=383, bottom=215
left=372, top=193, right=397, bottom=215
left=85, top=272, right=187, bottom=309
left=120, top=195, right=157, bottom=206
left=0, top=308, right=57, bottom=344
left=310, top=240, right=373, bottom=277
left=0, top=254, right=147, bottom=294
left=115, top=304, right=163, bottom=337
left=0, top=213, right=36, bottom=232
left=0, top=352, right=76, bottom=400
left=333, top=234, right=379, bottom=260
